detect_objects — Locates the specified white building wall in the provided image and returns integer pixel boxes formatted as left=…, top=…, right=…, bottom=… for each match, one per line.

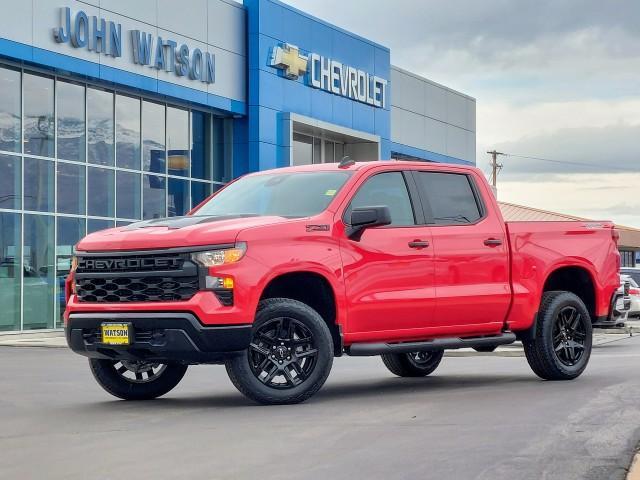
left=390, top=66, right=476, bottom=163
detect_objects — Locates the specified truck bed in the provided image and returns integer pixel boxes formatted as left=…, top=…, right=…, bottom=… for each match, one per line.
left=504, top=220, right=619, bottom=330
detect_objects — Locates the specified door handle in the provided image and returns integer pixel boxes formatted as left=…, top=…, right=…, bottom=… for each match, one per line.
left=408, top=240, right=430, bottom=249
left=484, top=238, right=503, bottom=247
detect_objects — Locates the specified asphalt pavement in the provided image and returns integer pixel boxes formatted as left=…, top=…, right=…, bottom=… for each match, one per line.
left=1, top=335, right=639, bottom=480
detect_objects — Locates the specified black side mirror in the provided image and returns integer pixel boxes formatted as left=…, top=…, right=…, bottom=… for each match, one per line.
left=347, top=205, right=392, bottom=239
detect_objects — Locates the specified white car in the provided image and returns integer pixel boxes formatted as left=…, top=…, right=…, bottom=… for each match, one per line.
left=616, top=274, right=640, bottom=320
left=621, top=267, right=640, bottom=287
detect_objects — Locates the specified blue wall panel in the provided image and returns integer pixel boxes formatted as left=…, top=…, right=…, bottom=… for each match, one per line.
left=309, top=88, right=333, bottom=123
left=280, top=78, right=312, bottom=115
left=243, top=0, right=391, bottom=172
left=353, top=102, right=375, bottom=134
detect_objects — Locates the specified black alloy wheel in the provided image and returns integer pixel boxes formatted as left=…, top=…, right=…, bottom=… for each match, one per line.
left=406, top=351, right=437, bottom=367
left=225, top=298, right=334, bottom=405
left=114, top=360, right=168, bottom=383
left=248, top=317, right=319, bottom=389
left=523, top=291, right=593, bottom=381
left=89, top=358, right=188, bottom=400
left=381, top=349, right=444, bottom=377
left=552, top=305, right=587, bottom=366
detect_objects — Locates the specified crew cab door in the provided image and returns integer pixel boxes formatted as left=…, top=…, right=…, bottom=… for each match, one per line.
left=412, top=170, right=510, bottom=332
left=339, top=171, right=435, bottom=342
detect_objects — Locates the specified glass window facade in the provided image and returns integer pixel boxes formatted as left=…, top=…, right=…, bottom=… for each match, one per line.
left=0, top=154, right=21, bottom=210
left=23, top=73, right=55, bottom=158
left=56, top=162, right=85, bottom=215
left=0, top=212, right=21, bottom=332
left=57, top=81, right=86, bottom=162
left=23, top=214, right=55, bottom=330
left=87, top=87, right=114, bottom=166
left=167, top=106, right=189, bottom=177
left=0, top=66, right=21, bottom=153
left=142, top=100, right=165, bottom=173
left=87, top=166, right=115, bottom=217
left=116, top=170, right=141, bottom=220
left=0, top=63, right=232, bottom=331
left=116, top=94, right=141, bottom=170
left=292, top=132, right=345, bottom=165
left=24, top=157, right=54, bottom=212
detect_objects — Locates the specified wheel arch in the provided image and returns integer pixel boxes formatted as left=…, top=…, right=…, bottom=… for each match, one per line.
left=259, top=270, right=343, bottom=355
left=542, top=265, right=597, bottom=321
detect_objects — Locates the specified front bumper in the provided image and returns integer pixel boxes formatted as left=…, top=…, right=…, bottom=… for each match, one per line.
left=66, top=313, right=252, bottom=364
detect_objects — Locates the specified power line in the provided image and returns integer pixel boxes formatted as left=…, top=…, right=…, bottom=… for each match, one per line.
left=505, top=153, right=640, bottom=173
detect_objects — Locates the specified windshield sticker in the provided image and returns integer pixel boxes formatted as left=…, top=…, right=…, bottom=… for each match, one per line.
left=325, top=189, right=337, bottom=196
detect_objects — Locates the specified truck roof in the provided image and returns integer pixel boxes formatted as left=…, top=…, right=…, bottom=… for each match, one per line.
left=248, top=160, right=478, bottom=176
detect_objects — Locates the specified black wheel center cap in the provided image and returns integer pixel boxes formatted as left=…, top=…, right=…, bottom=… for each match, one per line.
left=276, top=346, right=288, bottom=360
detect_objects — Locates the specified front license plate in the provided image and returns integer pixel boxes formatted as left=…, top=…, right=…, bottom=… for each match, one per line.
left=101, top=323, right=132, bottom=345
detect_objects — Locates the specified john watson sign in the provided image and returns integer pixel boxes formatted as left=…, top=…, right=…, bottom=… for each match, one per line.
left=52, top=7, right=215, bottom=84
left=270, top=43, right=388, bottom=109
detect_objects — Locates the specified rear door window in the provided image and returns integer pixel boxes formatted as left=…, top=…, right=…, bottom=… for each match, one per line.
left=415, top=172, right=482, bottom=225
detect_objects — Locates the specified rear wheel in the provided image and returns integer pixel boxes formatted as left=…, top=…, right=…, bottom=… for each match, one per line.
left=381, top=350, right=444, bottom=377
left=225, top=298, right=334, bottom=405
left=523, top=291, right=592, bottom=380
left=89, top=359, right=188, bottom=400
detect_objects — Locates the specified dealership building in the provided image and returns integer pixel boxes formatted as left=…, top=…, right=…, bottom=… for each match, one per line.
left=0, top=0, right=476, bottom=332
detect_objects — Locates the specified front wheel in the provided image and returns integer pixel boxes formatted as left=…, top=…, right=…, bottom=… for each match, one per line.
left=523, top=291, right=592, bottom=380
left=225, top=298, right=334, bottom=405
left=381, top=350, right=444, bottom=377
left=89, top=359, right=188, bottom=400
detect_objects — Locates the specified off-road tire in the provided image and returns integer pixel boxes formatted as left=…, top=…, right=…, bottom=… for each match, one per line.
left=381, top=350, right=444, bottom=377
left=523, top=291, right=592, bottom=380
left=225, top=298, right=334, bottom=405
left=89, top=359, right=188, bottom=400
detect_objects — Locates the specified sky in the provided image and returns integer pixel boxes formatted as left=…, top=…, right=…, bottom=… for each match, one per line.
left=281, top=0, right=640, bottom=227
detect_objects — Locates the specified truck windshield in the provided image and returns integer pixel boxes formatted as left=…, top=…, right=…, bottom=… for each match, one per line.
left=195, top=171, right=352, bottom=218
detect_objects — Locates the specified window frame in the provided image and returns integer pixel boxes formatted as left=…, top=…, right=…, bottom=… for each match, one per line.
left=342, top=170, right=425, bottom=228
left=410, top=170, right=486, bottom=227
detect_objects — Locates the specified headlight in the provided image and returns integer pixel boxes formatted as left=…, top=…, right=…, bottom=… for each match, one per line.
left=191, top=243, right=246, bottom=267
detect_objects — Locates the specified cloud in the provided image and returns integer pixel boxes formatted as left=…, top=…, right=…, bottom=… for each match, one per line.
left=497, top=173, right=640, bottom=228
left=283, top=0, right=640, bottom=99
left=482, top=123, right=640, bottom=177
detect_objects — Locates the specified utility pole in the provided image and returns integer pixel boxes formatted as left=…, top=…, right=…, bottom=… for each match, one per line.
left=486, top=150, right=505, bottom=188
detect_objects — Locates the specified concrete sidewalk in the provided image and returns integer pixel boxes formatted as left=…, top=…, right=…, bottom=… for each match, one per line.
left=0, top=323, right=637, bottom=354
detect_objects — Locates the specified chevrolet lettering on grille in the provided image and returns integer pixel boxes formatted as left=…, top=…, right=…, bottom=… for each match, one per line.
left=78, top=257, right=181, bottom=271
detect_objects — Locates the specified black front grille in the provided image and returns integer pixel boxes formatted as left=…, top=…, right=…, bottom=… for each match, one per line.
left=76, top=275, right=199, bottom=302
left=75, top=251, right=200, bottom=303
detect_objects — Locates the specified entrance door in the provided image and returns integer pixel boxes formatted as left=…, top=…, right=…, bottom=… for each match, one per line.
left=340, top=171, right=436, bottom=341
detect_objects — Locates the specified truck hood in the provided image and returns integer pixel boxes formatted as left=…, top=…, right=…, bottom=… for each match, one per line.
left=76, top=215, right=292, bottom=252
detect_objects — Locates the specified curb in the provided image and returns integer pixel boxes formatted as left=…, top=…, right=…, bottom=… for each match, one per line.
left=628, top=451, right=640, bottom=480
left=0, top=342, right=67, bottom=349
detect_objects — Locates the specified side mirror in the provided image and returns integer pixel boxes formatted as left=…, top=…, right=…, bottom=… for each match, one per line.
left=347, top=205, right=392, bottom=239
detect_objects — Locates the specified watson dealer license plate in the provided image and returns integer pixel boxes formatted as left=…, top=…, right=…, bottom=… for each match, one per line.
left=101, top=323, right=132, bottom=345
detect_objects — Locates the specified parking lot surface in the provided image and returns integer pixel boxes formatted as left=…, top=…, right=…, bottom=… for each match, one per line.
left=1, top=335, right=639, bottom=480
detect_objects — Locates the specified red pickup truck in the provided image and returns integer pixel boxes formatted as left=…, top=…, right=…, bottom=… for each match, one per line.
left=65, top=160, right=626, bottom=404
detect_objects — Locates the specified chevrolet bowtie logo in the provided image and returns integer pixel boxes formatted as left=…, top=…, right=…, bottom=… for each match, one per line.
left=270, top=43, right=308, bottom=80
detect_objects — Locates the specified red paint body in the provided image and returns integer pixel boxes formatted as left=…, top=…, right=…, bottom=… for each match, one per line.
left=65, top=162, right=621, bottom=346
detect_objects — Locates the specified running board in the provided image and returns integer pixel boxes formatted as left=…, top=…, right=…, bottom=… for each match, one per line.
left=346, top=332, right=517, bottom=357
